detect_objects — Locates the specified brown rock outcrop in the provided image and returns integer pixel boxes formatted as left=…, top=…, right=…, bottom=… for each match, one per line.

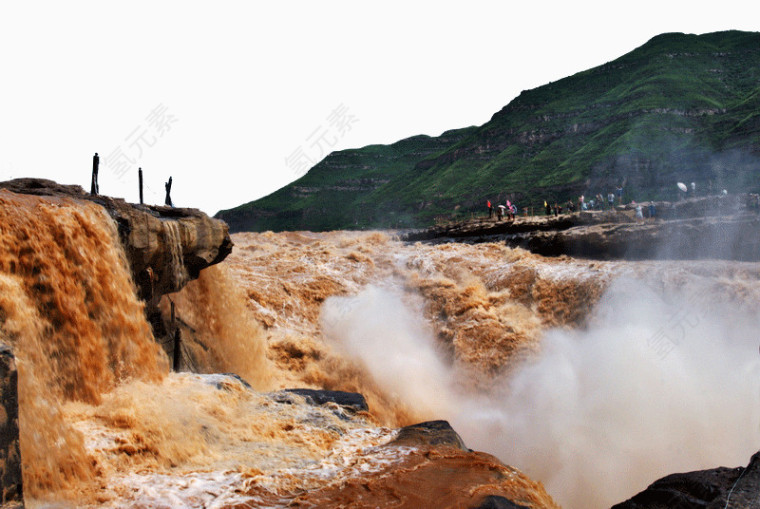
left=0, top=178, right=232, bottom=306
left=288, top=416, right=560, bottom=509
left=388, top=420, right=470, bottom=451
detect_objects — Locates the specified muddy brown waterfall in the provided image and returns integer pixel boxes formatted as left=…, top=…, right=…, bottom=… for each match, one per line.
left=0, top=191, right=168, bottom=500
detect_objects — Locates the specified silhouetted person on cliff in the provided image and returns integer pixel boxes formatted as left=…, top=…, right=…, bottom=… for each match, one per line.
left=164, top=176, right=173, bottom=207
left=91, top=152, right=99, bottom=195
left=138, top=167, right=144, bottom=204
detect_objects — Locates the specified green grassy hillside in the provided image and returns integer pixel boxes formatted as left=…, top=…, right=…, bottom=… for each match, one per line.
left=218, top=30, right=760, bottom=231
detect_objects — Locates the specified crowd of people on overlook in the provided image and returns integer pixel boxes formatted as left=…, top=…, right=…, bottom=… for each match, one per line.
left=485, top=185, right=666, bottom=221
left=486, top=199, right=519, bottom=221
left=477, top=181, right=756, bottom=227
left=483, top=181, right=741, bottom=223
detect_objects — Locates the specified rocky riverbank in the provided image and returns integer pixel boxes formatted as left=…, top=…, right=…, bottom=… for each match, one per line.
left=402, top=194, right=760, bottom=261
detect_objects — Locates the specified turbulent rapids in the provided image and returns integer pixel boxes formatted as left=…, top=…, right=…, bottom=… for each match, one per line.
left=2, top=191, right=760, bottom=508
left=221, top=232, right=760, bottom=508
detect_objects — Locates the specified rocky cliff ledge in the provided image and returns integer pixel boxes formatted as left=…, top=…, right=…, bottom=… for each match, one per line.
left=0, top=178, right=233, bottom=306
left=402, top=194, right=760, bottom=261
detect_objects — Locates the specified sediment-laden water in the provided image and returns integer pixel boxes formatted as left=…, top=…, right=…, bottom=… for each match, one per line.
left=221, top=231, right=760, bottom=508
left=2, top=197, right=760, bottom=508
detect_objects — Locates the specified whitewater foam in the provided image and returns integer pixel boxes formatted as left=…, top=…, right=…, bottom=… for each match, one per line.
left=319, top=269, right=760, bottom=508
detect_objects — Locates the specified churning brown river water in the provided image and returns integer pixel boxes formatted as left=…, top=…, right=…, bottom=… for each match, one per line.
left=2, top=198, right=760, bottom=508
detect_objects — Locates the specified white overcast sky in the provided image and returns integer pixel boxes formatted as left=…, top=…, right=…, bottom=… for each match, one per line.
left=0, top=1, right=756, bottom=215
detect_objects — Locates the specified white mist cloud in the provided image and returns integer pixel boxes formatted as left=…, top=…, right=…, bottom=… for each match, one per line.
left=321, top=275, right=760, bottom=509
left=463, top=277, right=760, bottom=508
left=320, top=285, right=455, bottom=417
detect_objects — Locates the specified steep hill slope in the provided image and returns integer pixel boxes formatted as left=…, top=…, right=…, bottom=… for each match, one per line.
left=218, top=30, right=760, bottom=232
left=219, top=128, right=477, bottom=232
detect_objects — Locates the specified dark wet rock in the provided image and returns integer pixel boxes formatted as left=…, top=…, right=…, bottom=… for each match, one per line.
left=0, top=345, right=22, bottom=506
left=612, top=450, right=760, bottom=508
left=714, top=451, right=760, bottom=509
left=388, top=420, right=469, bottom=451
left=272, top=389, right=369, bottom=419
left=525, top=215, right=760, bottom=261
left=472, top=495, right=530, bottom=509
left=0, top=178, right=232, bottom=306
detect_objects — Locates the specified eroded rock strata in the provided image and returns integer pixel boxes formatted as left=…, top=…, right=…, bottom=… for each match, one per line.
left=0, top=178, right=232, bottom=305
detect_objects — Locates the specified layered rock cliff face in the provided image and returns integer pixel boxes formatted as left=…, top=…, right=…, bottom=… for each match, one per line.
left=0, top=178, right=233, bottom=306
